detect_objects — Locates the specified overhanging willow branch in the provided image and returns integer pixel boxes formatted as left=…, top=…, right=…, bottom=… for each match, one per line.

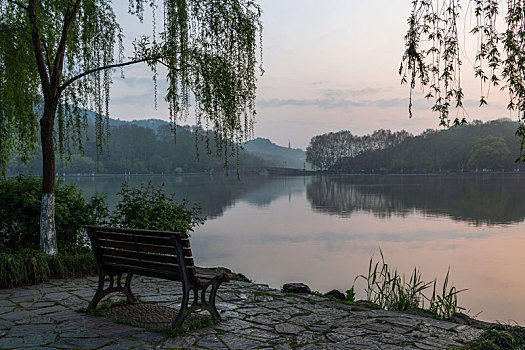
left=59, top=56, right=165, bottom=93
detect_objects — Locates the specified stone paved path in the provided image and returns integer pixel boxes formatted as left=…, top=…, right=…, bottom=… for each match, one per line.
left=0, top=276, right=483, bottom=349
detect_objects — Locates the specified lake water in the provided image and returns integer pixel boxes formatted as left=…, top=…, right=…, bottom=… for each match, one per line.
left=65, top=173, right=525, bottom=325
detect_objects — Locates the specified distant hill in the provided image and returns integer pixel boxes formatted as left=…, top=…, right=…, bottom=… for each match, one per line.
left=90, top=111, right=310, bottom=169
left=243, top=138, right=308, bottom=169
left=9, top=107, right=311, bottom=174
left=85, top=111, right=169, bottom=132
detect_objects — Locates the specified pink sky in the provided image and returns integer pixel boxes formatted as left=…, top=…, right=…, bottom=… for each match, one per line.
left=110, top=1, right=513, bottom=149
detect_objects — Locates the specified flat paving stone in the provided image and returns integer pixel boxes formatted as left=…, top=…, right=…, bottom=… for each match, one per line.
left=219, top=333, right=268, bottom=349
left=50, top=336, right=113, bottom=349
left=196, top=334, right=228, bottom=349
left=0, top=275, right=486, bottom=349
left=275, top=323, right=305, bottom=335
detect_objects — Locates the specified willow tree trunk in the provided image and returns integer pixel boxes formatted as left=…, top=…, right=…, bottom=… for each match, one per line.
left=40, top=101, right=58, bottom=255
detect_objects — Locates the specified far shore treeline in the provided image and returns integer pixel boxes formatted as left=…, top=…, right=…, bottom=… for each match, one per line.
left=8, top=117, right=524, bottom=176
left=7, top=122, right=306, bottom=175
left=307, top=118, right=525, bottom=173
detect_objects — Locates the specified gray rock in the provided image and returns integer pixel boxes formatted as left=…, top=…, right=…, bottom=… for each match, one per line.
left=282, top=283, right=311, bottom=294
left=324, top=289, right=346, bottom=300
left=450, top=312, right=495, bottom=328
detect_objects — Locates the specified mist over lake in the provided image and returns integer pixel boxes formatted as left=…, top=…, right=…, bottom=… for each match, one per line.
left=66, top=173, right=525, bottom=325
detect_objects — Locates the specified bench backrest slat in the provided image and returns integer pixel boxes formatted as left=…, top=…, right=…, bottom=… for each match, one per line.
left=102, top=255, right=178, bottom=274
left=85, top=225, right=197, bottom=281
left=100, top=248, right=179, bottom=265
left=96, top=231, right=172, bottom=246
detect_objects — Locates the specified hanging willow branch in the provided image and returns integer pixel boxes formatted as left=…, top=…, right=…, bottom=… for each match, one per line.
left=0, top=0, right=263, bottom=173
left=400, top=0, right=525, bottom=161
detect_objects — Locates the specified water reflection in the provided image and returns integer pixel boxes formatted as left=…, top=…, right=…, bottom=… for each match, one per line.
left=64, top=174, right=305, bottom=218
left=306, top=174, right=525, bottom=225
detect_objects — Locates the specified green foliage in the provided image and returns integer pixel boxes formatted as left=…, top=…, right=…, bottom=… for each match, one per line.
left=110, top=182, right=205, bottom=232
left=0, top=175, right=106, bottom=250
left=467, top=136, right=511, bottom=170
left=345, top=286, right=356, bottom=302
left=333, top=119, right=522, bottom=173
left=306, top=129, right=411, bottom=170
left=0, top=248, right=95, bottom=289
left=460, top=324, right=525, bottom=350
left=401, top=0, right=525, bottom=155
left=356, top=249, right=465, bottom=319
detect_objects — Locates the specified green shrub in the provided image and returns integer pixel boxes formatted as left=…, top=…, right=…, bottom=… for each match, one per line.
left=0, top=175, right=107, bottom=250
left=0, top=248, right=95, bottom=288
left=110, top=182, right=205, bottom=232
left=460, top=324, right=525, bottom=350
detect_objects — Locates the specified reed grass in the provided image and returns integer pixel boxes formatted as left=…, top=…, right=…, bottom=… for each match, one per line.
left=356, top=249, right=465, bottom=319
left=427, top=267, right=466, bottom=319
left=0, top=248, right=95, bottom=288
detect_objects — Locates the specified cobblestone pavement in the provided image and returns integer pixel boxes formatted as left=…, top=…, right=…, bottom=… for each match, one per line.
left=0, top=276, right=483, bottom=349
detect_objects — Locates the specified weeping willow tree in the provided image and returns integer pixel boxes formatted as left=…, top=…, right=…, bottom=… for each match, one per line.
left=0, top=0, right=262, bottom=255
left=400, top=0, right=525, bottom=160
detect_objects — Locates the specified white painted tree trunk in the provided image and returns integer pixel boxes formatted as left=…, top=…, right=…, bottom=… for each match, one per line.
left=40, top=193, right=58, bottom=255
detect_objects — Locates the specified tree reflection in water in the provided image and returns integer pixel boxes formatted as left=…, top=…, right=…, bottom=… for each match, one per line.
left=306, top=174, right=525, bottom=226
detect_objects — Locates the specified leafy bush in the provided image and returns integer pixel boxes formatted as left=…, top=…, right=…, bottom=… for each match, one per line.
left=110, top=182, right=205, bottom=232
left=0, top=248, right=95, bottom=288
left=0, top=175, right=107, bottom=250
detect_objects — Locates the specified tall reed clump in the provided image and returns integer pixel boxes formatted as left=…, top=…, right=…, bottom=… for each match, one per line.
left=0, top=248, right=95, bottom=288
left=356, top=249, right=465, bottom=319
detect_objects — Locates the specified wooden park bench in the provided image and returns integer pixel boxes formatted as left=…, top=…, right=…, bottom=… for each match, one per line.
left=84, top=225, right=230, bottom=328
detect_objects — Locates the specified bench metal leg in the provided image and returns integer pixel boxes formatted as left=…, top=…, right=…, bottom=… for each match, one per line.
left=171, top=279, right=224, bottom=329
left=86, top=272, right=138, bottom=312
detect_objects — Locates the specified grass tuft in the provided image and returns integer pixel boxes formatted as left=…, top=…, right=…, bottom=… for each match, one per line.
left=0, top=248, right=95, bottom=288
left=460, top=324, right=525, bottom=350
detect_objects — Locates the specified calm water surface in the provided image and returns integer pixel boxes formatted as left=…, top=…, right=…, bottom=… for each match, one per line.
left=65, top=174, right=525, bottom=325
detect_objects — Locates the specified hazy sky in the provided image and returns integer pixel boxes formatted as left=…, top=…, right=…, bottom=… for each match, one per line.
left=110, top=1, right=512, bottom=149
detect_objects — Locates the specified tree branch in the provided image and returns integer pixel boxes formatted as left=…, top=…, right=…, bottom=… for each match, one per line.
left=27, top=0, right=50, bottom=93
left=51, top=0, right=81, bottom=92
left=7, top=0, right=28, bottom=11
left=59, top=57, right=158, bottom=93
